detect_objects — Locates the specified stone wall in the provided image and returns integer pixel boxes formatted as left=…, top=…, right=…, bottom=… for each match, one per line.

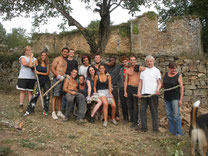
left=32, top=29, right=131, bottom=54
left=0, top=54, right=207, bottom=106
left=31, top=13, right=202, bottom=55
left=131, top=15, right=202, bottom=55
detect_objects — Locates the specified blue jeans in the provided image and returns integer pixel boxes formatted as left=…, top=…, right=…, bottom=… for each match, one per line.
left=164, top=99, right=182, bottom=136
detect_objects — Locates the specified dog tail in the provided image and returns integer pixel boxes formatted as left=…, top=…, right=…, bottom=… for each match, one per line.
left=191, top=100, right=200, bottom=129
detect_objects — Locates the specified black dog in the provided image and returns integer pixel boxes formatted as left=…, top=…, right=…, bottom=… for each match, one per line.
left=189, top=100, right=208, bottom=156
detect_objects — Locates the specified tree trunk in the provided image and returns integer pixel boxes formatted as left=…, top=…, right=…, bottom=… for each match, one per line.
left=97, top=1, right=111, bottom=54
left=97, top=12, right=110, bottom=54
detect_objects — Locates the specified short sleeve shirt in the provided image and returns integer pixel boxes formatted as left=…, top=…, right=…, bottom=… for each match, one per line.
left=140, top=67, right=161, bottom=94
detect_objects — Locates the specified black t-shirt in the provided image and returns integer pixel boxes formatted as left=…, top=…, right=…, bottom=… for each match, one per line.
left=66, top=59, right=78, bottom=75
left=105, top=64, right=123, bottom=85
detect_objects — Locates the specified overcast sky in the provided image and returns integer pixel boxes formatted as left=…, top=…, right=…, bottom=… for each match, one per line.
left=0, top=0, right=156, bottom=35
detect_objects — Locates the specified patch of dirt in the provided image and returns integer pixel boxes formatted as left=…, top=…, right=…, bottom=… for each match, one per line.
left=0, top=91, right=192, bottom=156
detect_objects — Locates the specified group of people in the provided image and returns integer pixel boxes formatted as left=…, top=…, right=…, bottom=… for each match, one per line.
left=16, top=46, right=184, bottom=136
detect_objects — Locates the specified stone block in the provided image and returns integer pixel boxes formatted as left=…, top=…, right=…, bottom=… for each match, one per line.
left=182, top=66, right=189, bottom=73
left=197, top=65, right=206, bottom=73
left=193, top=89, right=207, bottom=96
left=189, top=65, right=197, bottom=72
left=198, top=73, right=206, bottom=78
left=191, top=80, right=200, bottom=86
left=185, top=85, right=196, bottom=90
left=184, top=59, right=193, bottom=65
left=199, top=81, right=206, bottom=86
left=185, top=90, right=192, bottom=96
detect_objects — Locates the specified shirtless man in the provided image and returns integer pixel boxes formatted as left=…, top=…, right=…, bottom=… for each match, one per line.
left=63, top=69, right=86, bottom=123
left=51, top=47, right=68, bottom=120
left=124, top=56, right=145, bottom=129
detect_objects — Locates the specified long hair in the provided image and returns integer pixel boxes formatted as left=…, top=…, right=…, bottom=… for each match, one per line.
left=37, top=51, right=48, bottom=66
left=87, top=65, right=97, bottom=78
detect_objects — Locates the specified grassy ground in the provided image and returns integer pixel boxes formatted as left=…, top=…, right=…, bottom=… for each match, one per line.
left=0, top=91, right=193, bottom=156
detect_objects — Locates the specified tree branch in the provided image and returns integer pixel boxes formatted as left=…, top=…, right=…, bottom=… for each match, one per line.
left=51, top=0, right=84, bottom=30
left=109, top=0, right=123, bottom=13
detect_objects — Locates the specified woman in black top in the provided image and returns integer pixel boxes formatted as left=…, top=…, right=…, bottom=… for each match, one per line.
left=24, top=51, right=51, bottom=116
left=163, top=62, right=184, bottom=136
left=85, top=66, right=103, bottom=123
left=93, top=64, right=117, bottom=127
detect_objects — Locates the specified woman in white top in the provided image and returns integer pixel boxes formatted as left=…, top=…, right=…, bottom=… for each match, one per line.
left=78, top=55, right=91, bottom=78
left=16, top=46, right=36, bottom=112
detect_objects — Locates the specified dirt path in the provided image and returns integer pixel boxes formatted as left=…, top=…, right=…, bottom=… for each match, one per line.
left=0, top=91, right=191, bottom=156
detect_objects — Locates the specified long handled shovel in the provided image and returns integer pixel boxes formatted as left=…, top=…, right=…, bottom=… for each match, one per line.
left=34, top=64, right=44, bottom=109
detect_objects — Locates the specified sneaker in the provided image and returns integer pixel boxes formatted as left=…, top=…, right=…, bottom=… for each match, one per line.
left=24, top=111, right=30, bottom=117
left=52, top=112, right=58, bottom=120
left=57, top=111, right=65, bottom=119
left=19, top=104, right=23, bottom=113
left=111, top=119, right=118, bottom=125
left=76, top=119, right=87, bottom=124
left=103, top=121, right=108, bottom=127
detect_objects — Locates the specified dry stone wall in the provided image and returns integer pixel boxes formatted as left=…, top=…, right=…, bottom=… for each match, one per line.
left=0, top=54, right=207, bottom=106
left=130, top=15, right=202, bottom=55
left=31, top=13, right=202, bottom=56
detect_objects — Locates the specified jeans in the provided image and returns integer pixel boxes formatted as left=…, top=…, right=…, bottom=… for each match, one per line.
left=140, top=95, right=158, bottom=131
left=65, top=93, right=86, bottom=120
left=119, top=89, right=129, bottom=121
left=62, top=93, right=67, bottom=111
left=126, top=85, right=139, bottom=124
left=26, top=79, right=51, bottom=113
left=164, top=99, right=182, bottom=135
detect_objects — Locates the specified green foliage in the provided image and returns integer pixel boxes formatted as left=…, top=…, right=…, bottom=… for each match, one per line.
left=18, top=139, right=38, bottom=149
left=4, top=28, right=29, bottom=49
left=32, top=32, right=52, bottom=40
left=0, top=146, right=13, bottom=156
left=143, top=11, right=157, bottom=20
left=87, top=20, right=99, bottom=31
left=119, top=23, right=131, bottom=38
left=132, top=21, right=139, bottom=35
left=0, top=22, right=6, bottom=44
left=0, top=53, right=22, bottom=64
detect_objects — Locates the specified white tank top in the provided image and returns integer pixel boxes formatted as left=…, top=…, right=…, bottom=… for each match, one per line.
left=18, top=56, right=36, bottom=79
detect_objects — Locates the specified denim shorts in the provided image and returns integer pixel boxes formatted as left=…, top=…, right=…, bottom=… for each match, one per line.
left=98, top=89, right=113, bottom=104
left=52, top=77, right=63, bottom=96
left=98, top=89, right=109, bottom=97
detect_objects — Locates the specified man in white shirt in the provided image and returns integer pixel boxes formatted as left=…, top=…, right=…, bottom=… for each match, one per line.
left=137, top=55, right=162, bottom=133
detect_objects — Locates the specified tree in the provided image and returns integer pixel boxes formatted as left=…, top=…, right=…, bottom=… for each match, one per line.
left=0, top=22, right=6, bottom=44
left=155, top=0, right=208, bottom=53
left=0, top=0, right=150, bottom=54
left=4, top=28, right=29, bottom=48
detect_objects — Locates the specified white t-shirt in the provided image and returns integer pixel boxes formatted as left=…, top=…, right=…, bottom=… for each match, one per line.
left=78, top=65, right=89, bottom=78
left=140, top=66, right=161, bottom=94
left=18, top=56, right=36, bottom=79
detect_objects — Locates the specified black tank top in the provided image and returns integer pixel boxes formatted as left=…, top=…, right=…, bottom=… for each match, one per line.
left=163, top=72, right=180, bottom=100
left=78, top=83, right=88, bottom=97
left=97, top=75, right=109, bottom=90
left=36, top=65, right=49, bottom=81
